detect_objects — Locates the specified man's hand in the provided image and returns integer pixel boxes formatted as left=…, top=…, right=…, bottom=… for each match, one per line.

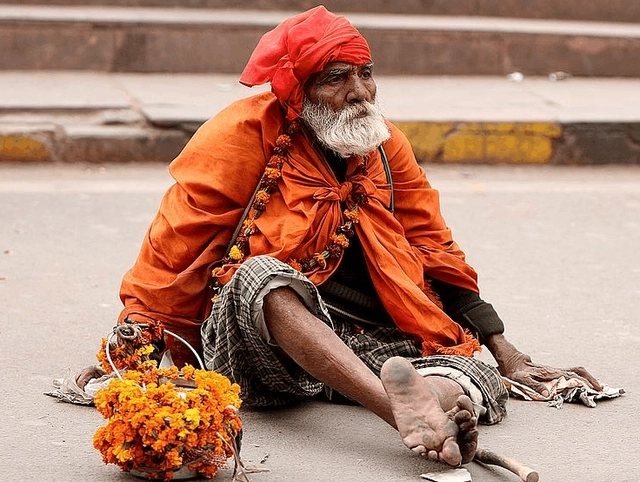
left=75, top=365, right=107, bottom=390
left=484, top=334, right=603, bottom=398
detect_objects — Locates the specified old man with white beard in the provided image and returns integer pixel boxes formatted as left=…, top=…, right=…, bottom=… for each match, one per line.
left=117, top=6, right=603, bottom=468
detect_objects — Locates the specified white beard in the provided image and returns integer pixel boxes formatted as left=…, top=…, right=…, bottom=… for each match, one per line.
left=300, top=97, right=391, bottom=158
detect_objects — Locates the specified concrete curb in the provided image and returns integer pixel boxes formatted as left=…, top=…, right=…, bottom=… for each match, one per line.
left=3, top=118, right=639, bottom=165
left=0, top=122, right=189, bottom=163
left=397, top=121, right=640, bottom=164
left=3, top=0, right=640, bottom=23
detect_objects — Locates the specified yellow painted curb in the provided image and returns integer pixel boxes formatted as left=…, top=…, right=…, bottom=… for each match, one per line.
left=395, top=122, right=563, bottom=164
left=0, top=135, right=51, bottom=162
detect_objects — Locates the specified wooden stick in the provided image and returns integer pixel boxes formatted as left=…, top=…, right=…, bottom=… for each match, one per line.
left=474, top=448, right=539, bottom=482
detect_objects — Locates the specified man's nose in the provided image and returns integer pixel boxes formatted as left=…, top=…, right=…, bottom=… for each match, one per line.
left=346, top=76, right=372, bottom=103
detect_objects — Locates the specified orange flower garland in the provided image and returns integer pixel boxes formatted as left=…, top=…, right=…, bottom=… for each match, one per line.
left=96, top=319, right=164, bottom=374
left=221, top=123, right=299, bottom=267
left=214, top=122, right=369, bottom=284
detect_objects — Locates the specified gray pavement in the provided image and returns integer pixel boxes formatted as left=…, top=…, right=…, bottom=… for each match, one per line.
left=2, top=71, right=640, bottom=124
left=1, top=162, right=638, bottom=482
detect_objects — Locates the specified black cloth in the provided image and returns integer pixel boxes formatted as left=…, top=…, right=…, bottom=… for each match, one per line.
left=317, top=235, right=395, bottom=327
left=430, top=279, right=505, bottom=343
left=317, top=147, right=394, bottom=326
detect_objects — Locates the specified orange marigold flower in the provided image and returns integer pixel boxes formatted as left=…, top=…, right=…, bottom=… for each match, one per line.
left=287, top=259, right=302, bottom=272
left=265, top=167, right=281, bottom=180
left=267, top=154, right=286, bottom=167
left=331, top=233, right=350, bottom=248
left=255, top=190, right=270, bottom=203
left=94, top=364, right=242, bottom=480
left=241, top=218, right=256, bottom=233
left=344, top=208, right=359, bottom=222
left=275, top=134, right=291, bottom=149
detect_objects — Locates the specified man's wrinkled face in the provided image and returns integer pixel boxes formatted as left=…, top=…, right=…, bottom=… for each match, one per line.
left=305, top=61, right=377, bottom=111
left=301, top=61, right=390, bottom=158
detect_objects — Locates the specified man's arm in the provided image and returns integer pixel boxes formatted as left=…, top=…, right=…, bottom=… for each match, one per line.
left=384, top=124, right=602, bottom=394
left=432, top=279, right=603, bottom=395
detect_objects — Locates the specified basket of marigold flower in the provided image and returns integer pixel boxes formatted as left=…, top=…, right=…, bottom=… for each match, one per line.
left=93, top=322, right=245, bottom=481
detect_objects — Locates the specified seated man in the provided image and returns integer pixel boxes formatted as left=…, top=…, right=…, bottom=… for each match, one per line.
left=118, top=6, right=601, bottom=466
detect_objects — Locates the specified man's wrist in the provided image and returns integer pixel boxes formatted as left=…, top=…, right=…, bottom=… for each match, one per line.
left=484, top=333, right=519, bottom=374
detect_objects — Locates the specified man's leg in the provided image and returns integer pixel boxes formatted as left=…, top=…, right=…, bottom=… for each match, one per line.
left=264, top=287, right=478, bottom=466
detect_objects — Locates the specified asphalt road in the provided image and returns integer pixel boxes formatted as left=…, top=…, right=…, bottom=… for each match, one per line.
left=0, top=162, right=638, bottom=482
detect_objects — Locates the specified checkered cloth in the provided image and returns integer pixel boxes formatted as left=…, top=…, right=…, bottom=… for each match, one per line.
left=201, top=255, right=507, bottom=424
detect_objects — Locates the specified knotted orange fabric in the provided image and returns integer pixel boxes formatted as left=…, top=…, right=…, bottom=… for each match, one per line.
left=119, top=93, right=481, bottom=357
left=239, top=6, right=372, bottom=120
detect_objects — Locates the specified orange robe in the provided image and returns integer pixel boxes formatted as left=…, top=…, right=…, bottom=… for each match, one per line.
left=120, top=92, right=480, bottom=356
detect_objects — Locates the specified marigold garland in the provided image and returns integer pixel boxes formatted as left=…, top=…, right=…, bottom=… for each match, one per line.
left=219, top=124, right=299, bottom=268
left=96, top=319, right=164, bottom=374
left=213, top=122, right=370, bottom=291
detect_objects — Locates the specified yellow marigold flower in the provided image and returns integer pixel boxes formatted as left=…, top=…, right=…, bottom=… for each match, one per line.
left=314, top=252, right=328, bottom=269
left=184, top=408, right=201, bottom=428
left=113, top=445, right=133, bottom=463
left=136, top=344, right=154, bottom=357
left=228, top=245, right=243, bottom=261
left=94, top=318, right=243, bottom=477
left=181, top=365, right=196, bottom=378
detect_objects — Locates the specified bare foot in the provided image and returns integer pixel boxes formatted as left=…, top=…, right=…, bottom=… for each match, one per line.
left=380, top=356, right=478, bottom=466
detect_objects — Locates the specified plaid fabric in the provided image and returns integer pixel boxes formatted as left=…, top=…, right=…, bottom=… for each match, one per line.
left=201, top=255, right=332, bottom=407
left=412, top=356, right=507, bottom=425
left=201, top=255, right=507, bottom=423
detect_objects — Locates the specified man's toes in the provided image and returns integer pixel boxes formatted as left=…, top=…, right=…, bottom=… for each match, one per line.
left=460, top=440, right=477, bottom=464
left=459, top=428, right=478, bottom=464
left=440, top=437, right=463, bottom=466
left=453, top=405, right=477, bottom=432
left=454, top=409, right=472, bottom=424
left=460, top=427, right=478, bottom=443
left=456, top=394, right=475, bottom=413
left=455, top=414, right=477, bottom=432
left=411, top=445, right=427, bottom=456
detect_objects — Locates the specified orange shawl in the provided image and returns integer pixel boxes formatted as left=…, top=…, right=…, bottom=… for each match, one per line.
left=120, top=93, right=481, bottom=356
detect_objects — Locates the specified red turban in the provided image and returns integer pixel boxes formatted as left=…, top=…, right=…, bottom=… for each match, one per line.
left=239, top=6, right=372, bottom=120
